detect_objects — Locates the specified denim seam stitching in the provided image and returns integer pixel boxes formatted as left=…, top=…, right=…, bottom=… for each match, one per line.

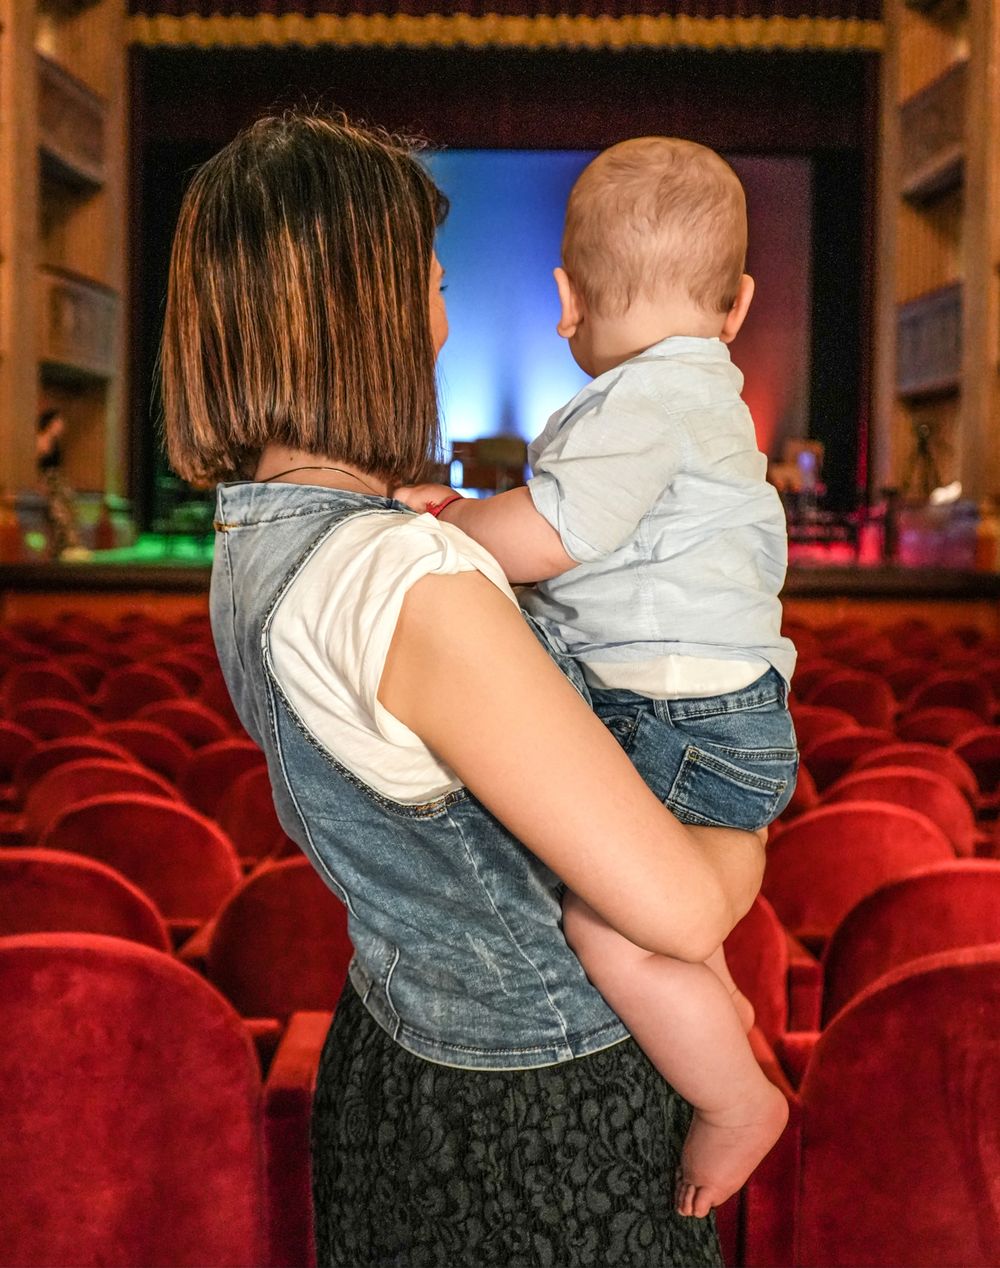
left=393, top=1014, right=627, bottom=1059
left=260, top=507, right=467, bottom=819
left=449, top=812, right=573, bottom=1050
left=679, top=746, right=789, bottom=793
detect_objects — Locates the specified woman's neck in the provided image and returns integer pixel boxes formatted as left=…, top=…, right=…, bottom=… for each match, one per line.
left=254, top=445, right=391, bottom=497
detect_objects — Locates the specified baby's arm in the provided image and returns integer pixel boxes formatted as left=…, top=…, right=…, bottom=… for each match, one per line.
left=394, top=483, right=577, bottom=583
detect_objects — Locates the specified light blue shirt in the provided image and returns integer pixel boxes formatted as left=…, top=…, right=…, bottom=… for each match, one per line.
left=522, top=335, right=797, bottom=685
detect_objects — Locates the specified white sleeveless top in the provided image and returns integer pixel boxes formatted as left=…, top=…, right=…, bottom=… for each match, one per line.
left=269, top=510, right=516, bottom=804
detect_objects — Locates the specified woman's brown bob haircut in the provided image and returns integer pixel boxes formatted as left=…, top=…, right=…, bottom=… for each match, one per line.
left=161, top=111, right=448, bottom=486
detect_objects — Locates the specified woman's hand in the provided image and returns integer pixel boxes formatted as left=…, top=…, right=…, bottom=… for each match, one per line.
left=379, top=568, right=764, bottom=961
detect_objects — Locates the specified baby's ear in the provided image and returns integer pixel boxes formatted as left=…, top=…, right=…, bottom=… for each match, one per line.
left=720, top=274, right=755, bottom=344
left=554, top=267, right=583, bottom=339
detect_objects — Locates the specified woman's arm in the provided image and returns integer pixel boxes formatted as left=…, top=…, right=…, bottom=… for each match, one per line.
left=379, top=569, right=763, bottom=963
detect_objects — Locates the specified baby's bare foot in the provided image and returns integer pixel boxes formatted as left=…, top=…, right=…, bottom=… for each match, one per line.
left=675, top=1082, right=788, bottom=1219
left=730, top=987, right=756, bottom=1034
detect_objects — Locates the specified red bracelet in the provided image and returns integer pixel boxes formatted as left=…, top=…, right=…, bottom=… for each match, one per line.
left=426, top=493, right=464, bottom=519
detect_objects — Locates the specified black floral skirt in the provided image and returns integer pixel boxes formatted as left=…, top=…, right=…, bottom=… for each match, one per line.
left=311, top=985, right=723, bottom=1268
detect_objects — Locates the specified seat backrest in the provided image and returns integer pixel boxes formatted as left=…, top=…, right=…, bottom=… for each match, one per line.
left=0, top=848, right=170, bottom=950
left=822, top=861, right=1000, bottom=1022
left=896, top=706, right=985, bottom=746
left=42, top=793, right=242, bottom=921
left=808, top=671, right=896, bottom=730
left=177, top=738, right=266, bottom=819
left=788, top=705, right=859, bottom=751
left=952, top=727, right=1000, bottom=795
left=136, top=698, right=230, bottom=748
left=823, top=765, right=978, bottom=856
left=851, top=742, right=979, bottom=801
left=884, top=658, right=935, bottom=701
left=723, top=894, right=788, bottom=1043
left=14, top=736, right=139, bottom=800
left=98, top=720, right=194, bottom=781
left=904, top=672, right=996, bottom=722
left=780, top=762, right=819, bottom=822
left=762, top=801, right=953, bottom=943
left=0, top=933, right=267, bottom=1267
left=1, top=663, right=87, bottom=710
left=207, top=857, right=352, bottom=1021
left=216, top=765, right=285, bottom=862
left=94, top=664, right=185, bottom=721
left=24, top=758, right=176, bottom=840
left=791, top=658, right=845, bottom=699
left=798, top=945, right=1000, bottom=1267
left=11, top=698, right=97, bottom=740
left=801, top=726, right=895, bottom=791
left=0, top=721, right=37, bottom=782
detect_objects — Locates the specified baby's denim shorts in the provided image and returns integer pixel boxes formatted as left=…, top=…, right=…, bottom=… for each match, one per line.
left=591, top=666, right=799, bottom=831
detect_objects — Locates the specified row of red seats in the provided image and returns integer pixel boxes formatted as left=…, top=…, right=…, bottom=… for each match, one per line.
left=4, top=929, right=997, bottom=1268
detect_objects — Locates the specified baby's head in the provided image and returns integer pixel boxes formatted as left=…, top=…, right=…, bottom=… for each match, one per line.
left=556, top=138, right=753, bottom=374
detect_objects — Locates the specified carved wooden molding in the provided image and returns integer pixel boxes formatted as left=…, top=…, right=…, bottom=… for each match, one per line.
left=37, top=53, right=106, bottom=188
left=896, top=282, right=963, bottom=398
left=900, top=59, right=966, bottom=203
left=38, top=267, right=119, bottom=381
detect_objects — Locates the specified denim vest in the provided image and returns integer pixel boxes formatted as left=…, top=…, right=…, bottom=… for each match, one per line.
left=210, top=481, right=628, bottom=1070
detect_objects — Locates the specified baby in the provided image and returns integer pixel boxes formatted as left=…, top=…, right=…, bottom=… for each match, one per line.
left=397, top=137, right=797, bottom=1218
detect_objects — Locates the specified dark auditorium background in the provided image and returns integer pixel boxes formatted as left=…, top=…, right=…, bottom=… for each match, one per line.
left=1, top=1, right=999, bottom=1266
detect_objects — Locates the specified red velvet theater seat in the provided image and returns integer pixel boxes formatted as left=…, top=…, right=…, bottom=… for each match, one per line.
left=0, top=721, right=36, bottom=800
left=177, top=738, right=267, bottom=819
left=821, top=860, right=1000, bottom=1023
left=787, top=704, right=859, bottom=751
left=94, top=663, right=185, bottom=721
left=789, top=946, right=1000, bottom=1267
left=822, top=765, right=984, bottom=857
left=807, top=670, right=897, bottom=731
left=11, top=698, right=97, bottom=740
left=952, top=727, right=1000, bottom=815
left=1, top=663, right=88, bottom=711
left=98, top=720, right=195, bottom=781
left=217, top=765, right=288, bottom=864
left=199, top=857, right=352, bottom=1025
left=852, top=741, right=979, bottom=802
left=42, top=793, right=242, bottom=931
left=137, top=698, right=231, bottom=748
left=904, top=671, right=996, bottom=722
left=23, top=758, right=177, bottom=840
left=0, top=933, right=269, bottom=1267
left=762, top=801, right=953, bottom=950
left=0, top=848, right=170, bottom=951
left=884, top=657, right=934, bottom=701
left=13, top=736, right=139, bottom=804
left=800, top=726, right=894, bottom=792
left=790, top=657, right=844, bottom=699
left=780, top=761, right=820, bottom=823
left=896, top=705, right=985, bottom=746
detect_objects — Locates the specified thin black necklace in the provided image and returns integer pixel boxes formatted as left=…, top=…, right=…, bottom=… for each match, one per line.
left=258, top=464, right=385, bottom=496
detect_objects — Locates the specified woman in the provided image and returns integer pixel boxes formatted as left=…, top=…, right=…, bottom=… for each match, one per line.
left=161, top=111, right=764, bottom=1267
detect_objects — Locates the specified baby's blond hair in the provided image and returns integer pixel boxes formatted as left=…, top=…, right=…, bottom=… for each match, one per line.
left=563, top=137, right=747, bottom=318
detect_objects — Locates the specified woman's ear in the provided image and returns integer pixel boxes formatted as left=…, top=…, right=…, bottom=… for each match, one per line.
left=554, top=267, right=583, bottom=339
left=720, top=274, right=755, bottom=344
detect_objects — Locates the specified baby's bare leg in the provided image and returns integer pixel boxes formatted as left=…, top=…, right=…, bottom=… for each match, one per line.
left=704, top=945, right=756, bottom=1033
left=563, top=891, right=787, bottom=1219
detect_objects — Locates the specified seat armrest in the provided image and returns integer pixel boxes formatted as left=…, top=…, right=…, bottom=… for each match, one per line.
left=786, top=931, right=823, bottom=1031
left=741, top=1027, right=802, bottom=1267
left=176, top=918, right=216, bottom=969
left=263, top=1011, right=333, bottom=1268
left=774, top=1030, right=820, bottom=1090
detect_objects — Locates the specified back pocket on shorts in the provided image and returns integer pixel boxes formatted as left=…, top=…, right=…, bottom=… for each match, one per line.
left=666, top=745, right=794, bottom=830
